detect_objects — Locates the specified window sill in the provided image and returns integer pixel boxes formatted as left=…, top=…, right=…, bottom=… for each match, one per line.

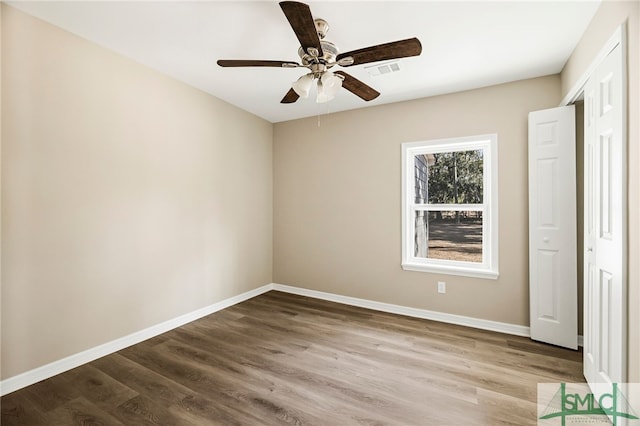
left=401, top=262, right=499, bottom=280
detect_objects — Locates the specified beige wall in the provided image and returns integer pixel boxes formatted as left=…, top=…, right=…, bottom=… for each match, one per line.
left=274, top=75, right=561, bottom=327
left=560, top=0, right=639, bottom=383
left=1, top=5, right=273, bottom=379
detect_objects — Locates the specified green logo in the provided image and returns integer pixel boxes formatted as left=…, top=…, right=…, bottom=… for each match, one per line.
left=539, top=383, right=639, bottom=425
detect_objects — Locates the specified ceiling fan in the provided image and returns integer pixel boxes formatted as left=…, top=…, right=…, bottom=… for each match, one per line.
left=217, top=1, right=422, bottom=104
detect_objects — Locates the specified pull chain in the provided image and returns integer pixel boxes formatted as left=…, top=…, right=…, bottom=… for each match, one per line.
left=316, top=101, right=332, bottom=127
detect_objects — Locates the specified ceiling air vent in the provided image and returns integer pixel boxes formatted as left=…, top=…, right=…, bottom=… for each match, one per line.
left=365, top=61, right=401, bottom=77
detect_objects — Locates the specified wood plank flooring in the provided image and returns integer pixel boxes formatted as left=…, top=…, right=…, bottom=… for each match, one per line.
left=1, top=291, right=584, bottom=425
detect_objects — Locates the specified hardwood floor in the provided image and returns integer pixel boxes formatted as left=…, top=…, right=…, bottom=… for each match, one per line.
left=1, top=291, right=583, bottom=425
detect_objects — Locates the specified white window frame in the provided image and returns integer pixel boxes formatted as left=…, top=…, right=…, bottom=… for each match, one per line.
left=401, top=134, right=499, bottom=279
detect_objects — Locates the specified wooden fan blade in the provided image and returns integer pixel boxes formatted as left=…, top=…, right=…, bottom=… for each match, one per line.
left=334, top=71, right=380, bottom=101
left=336, top=37, right=422, bottom=66
left=281, top=88, right=300, bottom=104
left=217, top=60, right=299, bottom=67
left=280, top=1, right=323, bottom=57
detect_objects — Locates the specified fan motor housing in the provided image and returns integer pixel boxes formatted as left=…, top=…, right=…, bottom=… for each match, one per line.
left=297, top=18, right=337, bottom=65
left=298, top=40, right=338, bottom=65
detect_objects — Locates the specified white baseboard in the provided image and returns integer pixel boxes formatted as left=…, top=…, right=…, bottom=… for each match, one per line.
left=271, top=283, right=584, bottom=348
left=2, top=282, right=583, bottom=396
left=0, top=284, right=273, bottom=396
left=272, top=283, right=530, bottom=337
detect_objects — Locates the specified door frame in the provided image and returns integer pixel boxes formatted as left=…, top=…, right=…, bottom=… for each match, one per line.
left=561, top=24, right=628, bottom=384
left=560, top=25, right=626, bottom=107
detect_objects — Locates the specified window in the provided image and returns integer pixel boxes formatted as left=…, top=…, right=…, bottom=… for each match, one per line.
left=401, top=134, right=498, bottom=279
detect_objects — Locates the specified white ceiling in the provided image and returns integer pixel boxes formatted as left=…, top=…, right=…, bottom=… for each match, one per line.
left=8, top=1, right=601, bottom=123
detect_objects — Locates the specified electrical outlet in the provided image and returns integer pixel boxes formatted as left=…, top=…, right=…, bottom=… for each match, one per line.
left=437, top=281, right=446, bottom=294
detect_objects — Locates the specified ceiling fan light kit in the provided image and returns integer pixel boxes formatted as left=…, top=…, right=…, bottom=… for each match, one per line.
left=217, top=1, right=422, bottom=105
left=292, top=71, right=343, bottom=103
left=317, top=71, right=343, bottom=103
left=292, top=73, right=314, bottom=98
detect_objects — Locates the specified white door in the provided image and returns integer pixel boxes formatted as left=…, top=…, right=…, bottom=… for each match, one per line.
left=528, top=105, right=577, bottom=349
left=583, top=42, right=627, bottom=391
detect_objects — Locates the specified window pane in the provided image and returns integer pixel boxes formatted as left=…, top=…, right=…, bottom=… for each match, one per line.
left=414, top=154, right=433, bottom=203
left=414, top=210, right=429, bottom=257
left=427, top=150, right=483, bottom=204
left=415, top=211, right=483, bottom=263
